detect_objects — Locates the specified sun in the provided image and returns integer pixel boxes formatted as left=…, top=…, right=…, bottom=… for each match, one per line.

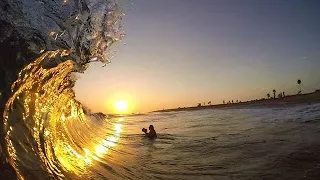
left=113, top=100, right=128, bottom=113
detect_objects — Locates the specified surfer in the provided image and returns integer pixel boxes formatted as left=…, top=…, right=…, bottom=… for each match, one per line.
left=142, top=125, right=157, bottom=139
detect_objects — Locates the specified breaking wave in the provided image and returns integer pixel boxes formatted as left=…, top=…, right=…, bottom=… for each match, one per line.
left=1, top=0, right=125, bottom=179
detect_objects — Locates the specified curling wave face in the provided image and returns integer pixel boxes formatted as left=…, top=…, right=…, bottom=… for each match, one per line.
left=0, top=0, right=124, bottom=179
left=4, top=50, right=124, bottom=179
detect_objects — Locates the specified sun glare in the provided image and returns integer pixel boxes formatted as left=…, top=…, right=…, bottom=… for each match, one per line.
left=114, top=100, right=128, bottom=113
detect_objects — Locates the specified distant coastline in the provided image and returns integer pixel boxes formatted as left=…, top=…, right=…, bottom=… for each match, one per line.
left=153, top=90, right=320, bottom=113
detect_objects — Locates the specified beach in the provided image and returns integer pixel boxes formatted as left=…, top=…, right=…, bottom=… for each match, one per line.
left=154, top=91, right=320, bottom=113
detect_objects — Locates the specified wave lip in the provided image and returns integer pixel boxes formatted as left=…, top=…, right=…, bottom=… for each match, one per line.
left=0, top=0, right=124, bottom=69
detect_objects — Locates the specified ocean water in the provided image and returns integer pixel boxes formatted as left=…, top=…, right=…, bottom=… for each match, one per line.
left=9, top=102, right=320, bottom=179
left=3, top=57, right=320, bottom=179
left=114, top=105, right=320, bottom=180
left=6, top=101, right=320, bottom=179
left=2, top=0, right=320, bottom=179
left=5, top=81, right=320, bottom=180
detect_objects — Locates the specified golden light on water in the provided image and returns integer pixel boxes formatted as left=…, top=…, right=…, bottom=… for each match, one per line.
left=113, top=99, right=128, bottom=113
left=115, top=123, right=122, bottom=134
left=95, top=144, right=108, bottom=158
left=94, top=122, right=122, bottom=158
left=3, top=50, right=124, bottom=178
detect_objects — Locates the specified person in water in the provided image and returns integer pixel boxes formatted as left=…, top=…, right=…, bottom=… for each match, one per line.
left=142, top=125, right=157, bottom=139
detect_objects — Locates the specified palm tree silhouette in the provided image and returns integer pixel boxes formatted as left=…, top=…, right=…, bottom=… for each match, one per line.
left=267, top=93, right=270, bottom=99
left=273, top=89, right=276, bottom=98
left=297, top=79, right=302, bottom=94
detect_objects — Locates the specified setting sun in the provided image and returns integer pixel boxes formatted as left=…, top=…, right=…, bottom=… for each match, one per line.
left=113, top=100, right=128, bottom=113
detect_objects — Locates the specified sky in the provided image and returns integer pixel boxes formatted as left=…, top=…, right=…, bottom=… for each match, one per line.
left=74, top=0, right=320, bottom=114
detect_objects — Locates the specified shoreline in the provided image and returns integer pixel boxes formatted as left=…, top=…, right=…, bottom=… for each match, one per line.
left=153, top=90, right=320, bottom=113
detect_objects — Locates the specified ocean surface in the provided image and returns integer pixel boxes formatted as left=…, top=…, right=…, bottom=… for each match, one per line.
left=1, top=0, right=320, bottom=179
left=11, top=103, right=320, bottom=179
left=4, top=86, right=320, bottom=180
left=4, top=91, right=320, bottom=180
left=113, top=105, right=320, bottom=180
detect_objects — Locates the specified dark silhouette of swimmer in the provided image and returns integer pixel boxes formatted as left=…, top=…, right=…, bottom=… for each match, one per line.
left=142, top=128, right=147, bottom=133
left=142, top=125, right=157, bottom=139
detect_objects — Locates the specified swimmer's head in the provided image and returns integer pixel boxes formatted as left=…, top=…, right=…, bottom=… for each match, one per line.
left=149, top=125, right=154, bottom=131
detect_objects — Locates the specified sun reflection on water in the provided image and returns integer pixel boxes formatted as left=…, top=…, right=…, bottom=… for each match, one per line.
left=3, top=50, right=125, bottom=178
left=94, top=121, right=123, bottom=158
